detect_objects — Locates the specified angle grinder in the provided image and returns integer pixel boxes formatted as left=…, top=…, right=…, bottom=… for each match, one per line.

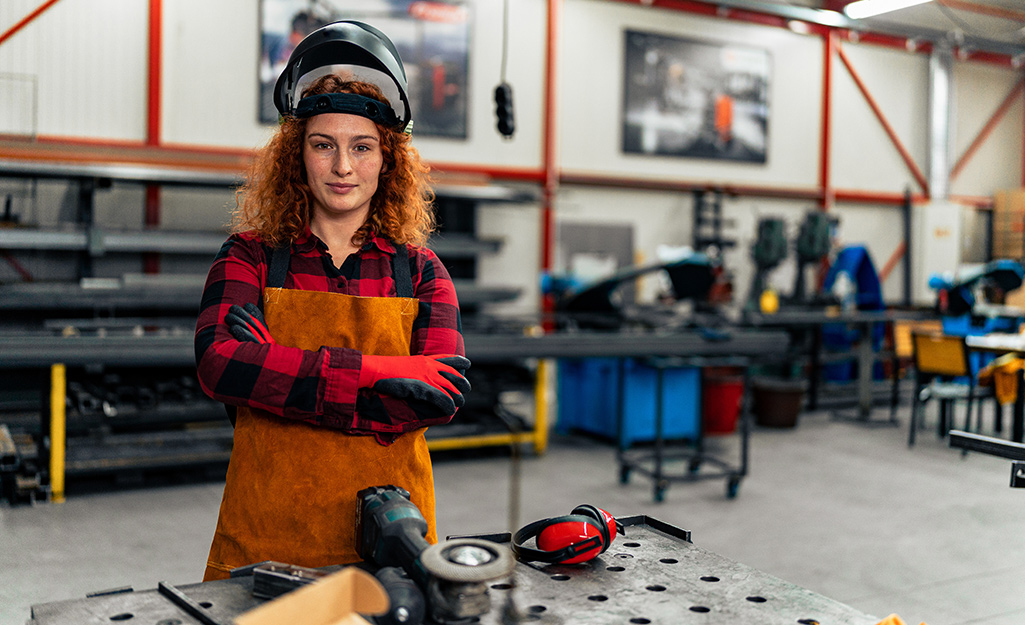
left=356, top=485, right=515, bottom=622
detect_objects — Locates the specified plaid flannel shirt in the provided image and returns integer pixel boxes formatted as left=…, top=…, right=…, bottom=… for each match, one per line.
left=195, top=228, right=464, bottom=443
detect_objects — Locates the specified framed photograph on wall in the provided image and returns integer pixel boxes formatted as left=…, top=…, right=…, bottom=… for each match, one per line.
left=622, top=29, right=770, bottom=163
left=259, top=0, right=470, bottom=138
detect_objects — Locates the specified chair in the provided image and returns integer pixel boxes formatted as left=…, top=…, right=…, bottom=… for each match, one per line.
left=888, top=320, right=941, bottom=421
left=907, top=331, right=993, bottom=447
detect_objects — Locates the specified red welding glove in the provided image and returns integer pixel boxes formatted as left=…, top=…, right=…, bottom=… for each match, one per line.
left=225, top=303, right=276, bottom=345
left=359, top=354, right=471, bottom=415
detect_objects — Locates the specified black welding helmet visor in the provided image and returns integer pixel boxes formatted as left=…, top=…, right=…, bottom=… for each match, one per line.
left=273, top=20, right=412, bottom=133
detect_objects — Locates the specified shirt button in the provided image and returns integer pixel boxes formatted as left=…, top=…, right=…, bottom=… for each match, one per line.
left=337, top=279, right=346, bottom=288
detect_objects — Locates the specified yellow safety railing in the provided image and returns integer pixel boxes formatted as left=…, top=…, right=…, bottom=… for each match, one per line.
left=49, top=363, right=66, bottom=503
left=427, top=359, right=550, bottom=455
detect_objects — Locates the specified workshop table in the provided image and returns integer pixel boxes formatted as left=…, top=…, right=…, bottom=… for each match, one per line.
left=744, top=309, right=936, bottom=421
left=28, top=516, right=879, bottom=625
left=965, top=333, right=1025, bottom=443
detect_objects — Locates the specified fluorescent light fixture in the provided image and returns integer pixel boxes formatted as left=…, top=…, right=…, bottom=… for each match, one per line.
left=844, top=0, right=933, bottom=20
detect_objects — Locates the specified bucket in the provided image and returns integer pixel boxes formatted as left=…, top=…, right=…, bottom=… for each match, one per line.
left=751, top=377, right=805, bottom=428
left=702, top=371, right=744, bottom=435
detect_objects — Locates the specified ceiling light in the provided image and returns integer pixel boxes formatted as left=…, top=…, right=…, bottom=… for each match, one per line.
left=844, top=0, right=933, bottom=20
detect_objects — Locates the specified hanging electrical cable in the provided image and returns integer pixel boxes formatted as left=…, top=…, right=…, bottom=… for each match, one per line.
left=494, top=0, right=515, bottom=138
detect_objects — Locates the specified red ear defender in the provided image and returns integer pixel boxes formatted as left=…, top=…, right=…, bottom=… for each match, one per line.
left=511, top=505, right=622, bottom=565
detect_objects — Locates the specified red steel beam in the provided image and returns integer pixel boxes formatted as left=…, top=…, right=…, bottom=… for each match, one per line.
left=144, top=0, right=163, bottom=274
left=836, top=42, right=930, bottom=197
left=0, top=0, right=62, bottom=48
left=542, top=0, right=561, bottom=270
left=819, top=30, right=835, bottom=210
left=540, top=0, right=561, bottom=328
left=950, top=75, right=1025, bottom=182
left=428, top=162, right=545, bottom=183
left=147, top=0, right=162, bottom=146
left=876, top=241, right=906, bottom=283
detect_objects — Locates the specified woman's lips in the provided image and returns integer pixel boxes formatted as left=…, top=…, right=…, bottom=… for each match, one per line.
left=328, top=183, right=356, bottom=193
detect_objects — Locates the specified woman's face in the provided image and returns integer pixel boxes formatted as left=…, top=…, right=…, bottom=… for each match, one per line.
left=303, top=112, right=384, bottom=224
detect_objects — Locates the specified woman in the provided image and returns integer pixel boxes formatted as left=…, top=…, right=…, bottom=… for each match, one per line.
left=195, top=29, right=468, bottom=581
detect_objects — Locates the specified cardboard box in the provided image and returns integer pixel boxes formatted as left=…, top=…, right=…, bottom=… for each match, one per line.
left=993, top=189, right=1025, bottom=261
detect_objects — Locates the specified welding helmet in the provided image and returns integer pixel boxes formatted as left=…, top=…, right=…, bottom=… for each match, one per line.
left=512, top=505, right=623, bottom=565
left=273, top=20, right=413, bottom=134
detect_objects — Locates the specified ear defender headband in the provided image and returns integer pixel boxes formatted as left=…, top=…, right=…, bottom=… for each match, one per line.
left=512, top=505, right=623, bottom=565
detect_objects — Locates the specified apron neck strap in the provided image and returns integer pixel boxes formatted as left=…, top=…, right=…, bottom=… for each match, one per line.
left=265, top=241, right=413, bottom=298
left=392, top=243, right=413, bottom=298
left=267, top=245, right=291, bottom=293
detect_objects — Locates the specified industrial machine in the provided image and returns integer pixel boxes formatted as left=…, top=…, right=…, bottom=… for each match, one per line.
left=929, top=259, right=1025, bottom=332
left=543, top=253, right=719, bottom=331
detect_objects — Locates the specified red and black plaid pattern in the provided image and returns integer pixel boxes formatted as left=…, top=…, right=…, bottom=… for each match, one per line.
left=195, top=228, right=464, bottom=443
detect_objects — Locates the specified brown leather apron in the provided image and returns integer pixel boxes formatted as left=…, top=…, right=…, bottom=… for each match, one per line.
left=203, top=246, right=436, bottom=581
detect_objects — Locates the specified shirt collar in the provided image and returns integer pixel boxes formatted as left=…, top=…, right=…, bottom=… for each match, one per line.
left=297, top=227, right=399, bottom=255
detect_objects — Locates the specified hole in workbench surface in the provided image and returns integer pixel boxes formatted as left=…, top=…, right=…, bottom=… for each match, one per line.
left=550, top=574, right=570, bottom=581
left=199, top=602, right=212, bottom=608
left=623, top=542, right=641, bottom=547
left=797, top=620, right=820, bottom=625
left=689, top=606, right=711, bottom=613
left=528, top=605, right=547, bottom=613
left=588, top=595, right=608, bottom=602
left=747, top=596, right=767, bottom=603
left=613, top=553, right=634, bottom=559
left=645, top=585, right=666, bottom=592
left=109, top=615, right=134, bottom=622
left=606, top=566, right=626, bottom=572
left=659, top=558, right=678, bottom=564
left=491, top=583, right=514, bottom=590
left=700, top=576, right=720, bottom=582
left=629, top=619, right=651, bottom=624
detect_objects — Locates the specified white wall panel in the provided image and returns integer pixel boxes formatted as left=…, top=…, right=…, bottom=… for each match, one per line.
left=160, top=0, right=271, bottom=149
left=559, top=0, right=823, bottom=188
left=0, top=0, right=147, bottom=140
left=951, top=61, right=1023, bottom=197
left=413, top=0, right=547, bottom=167
left=829, top=42, right=929, bottom=194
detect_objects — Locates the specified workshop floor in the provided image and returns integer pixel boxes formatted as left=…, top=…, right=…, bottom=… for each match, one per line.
left=3, top=404, right=1024, bottom=625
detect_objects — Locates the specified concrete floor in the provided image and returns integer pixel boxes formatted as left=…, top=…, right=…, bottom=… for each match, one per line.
left=3, top=405, right=1025, bottom=625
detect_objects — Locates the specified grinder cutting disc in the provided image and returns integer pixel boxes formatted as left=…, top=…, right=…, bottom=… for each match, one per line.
left=419, top=538, right=515, bottom=583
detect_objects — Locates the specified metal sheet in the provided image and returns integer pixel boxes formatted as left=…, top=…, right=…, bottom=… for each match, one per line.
left=29, top=518, right=879, bottom=625
left=0, top=330, right=789, bottom=368
left=472, top=516, right=878, bottom=624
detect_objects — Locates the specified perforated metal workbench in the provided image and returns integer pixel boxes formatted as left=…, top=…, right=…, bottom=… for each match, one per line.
left=29, top=516, right=878, bottom=625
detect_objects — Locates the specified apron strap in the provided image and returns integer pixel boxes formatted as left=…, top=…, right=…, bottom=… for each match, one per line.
left=267, top=244, right=291, bottom=293
left=392, top=243, right=413, bottom=298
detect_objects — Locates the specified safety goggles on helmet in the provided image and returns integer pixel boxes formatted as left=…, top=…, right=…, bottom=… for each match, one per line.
left=273, top=20, right=413, bottom=134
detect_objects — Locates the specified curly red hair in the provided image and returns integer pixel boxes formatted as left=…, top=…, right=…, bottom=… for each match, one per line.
left=232, top=76, right=435, bottom=248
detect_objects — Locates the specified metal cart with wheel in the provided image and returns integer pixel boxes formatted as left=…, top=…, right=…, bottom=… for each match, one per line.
left=617, top=355, right=753, bottom=501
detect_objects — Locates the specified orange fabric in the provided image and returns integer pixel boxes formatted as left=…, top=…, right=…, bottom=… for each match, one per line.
left=203, top=287, right=434, bottom=581
left=978, top=353, right=1025, bottom=405
left=874, top=614, right=927, bottom=625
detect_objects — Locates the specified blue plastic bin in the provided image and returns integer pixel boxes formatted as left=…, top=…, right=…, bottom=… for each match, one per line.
left=556, top=358, right=700, bottom=446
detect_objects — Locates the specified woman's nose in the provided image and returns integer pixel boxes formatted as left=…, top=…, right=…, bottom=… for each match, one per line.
left=333, top=152, right=352, bottom=176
